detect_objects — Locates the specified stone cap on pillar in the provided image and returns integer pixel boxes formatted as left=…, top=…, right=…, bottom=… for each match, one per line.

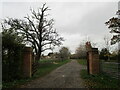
left=89, top=48, right=98, bottom=53
left=24, top=47, right=32, bottom=52
left=92, top=48, right=98, bottom=51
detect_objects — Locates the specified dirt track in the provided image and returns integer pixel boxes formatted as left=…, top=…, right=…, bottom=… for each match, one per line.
left=20, top=60, right=86, bottom=88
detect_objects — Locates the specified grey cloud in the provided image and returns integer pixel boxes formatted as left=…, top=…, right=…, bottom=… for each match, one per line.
left=54, top=2, right=117, bottom=35
left=1, top=2, right=118, bottom=54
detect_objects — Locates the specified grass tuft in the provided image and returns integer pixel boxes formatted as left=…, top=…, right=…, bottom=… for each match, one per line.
left=77, top=59, right=87, bottom=66
left=80, top=69, right=119, bottom=88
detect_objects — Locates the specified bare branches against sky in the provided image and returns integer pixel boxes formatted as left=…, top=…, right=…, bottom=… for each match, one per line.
left=0, top=0, right=119, bottom=54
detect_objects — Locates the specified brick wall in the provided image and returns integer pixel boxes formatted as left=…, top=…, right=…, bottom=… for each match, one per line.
left=23, top=47, right=32, bottom=78
left=88, top=48, right=100, bottom=74
left=86, top=42, right=100, bottom=74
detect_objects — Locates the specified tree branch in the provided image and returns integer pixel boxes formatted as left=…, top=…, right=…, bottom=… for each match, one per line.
left=41, top=47, right=52, bottom=52
left=24, top=16, right=40, bottom=39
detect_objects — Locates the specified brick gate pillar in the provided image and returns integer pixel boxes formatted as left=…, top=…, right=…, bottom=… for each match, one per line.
left=23, top=47, right=32, bottom=78
left=88, top=48, right=100, bottom=74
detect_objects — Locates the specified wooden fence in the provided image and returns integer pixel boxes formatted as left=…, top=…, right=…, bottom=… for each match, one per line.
left=100, top=60, right=120, bottom=79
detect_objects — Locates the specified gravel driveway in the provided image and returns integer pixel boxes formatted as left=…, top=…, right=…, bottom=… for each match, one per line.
left=20, top=60, right=86, bottom=88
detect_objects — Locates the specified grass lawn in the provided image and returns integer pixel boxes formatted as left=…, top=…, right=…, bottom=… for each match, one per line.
left=80, top=69, right=119, bottom=88
left=3, top=59, right=70, bottom=88
left=77, top=59, right=87, bottom=66
left=77, top=59, right=119, bottom=88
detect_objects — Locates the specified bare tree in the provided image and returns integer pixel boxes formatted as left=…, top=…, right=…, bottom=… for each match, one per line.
left=2, top=3, right=64, bottom=60
left=75, top=43, right=87, bottom=59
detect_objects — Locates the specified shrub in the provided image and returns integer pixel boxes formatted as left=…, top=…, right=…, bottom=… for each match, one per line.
left=2, top=30, right=25, bottom=82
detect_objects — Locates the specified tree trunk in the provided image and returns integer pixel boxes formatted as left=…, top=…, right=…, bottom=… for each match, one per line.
left=36, top=53, right=40, bottom=61
left=35, top=49, right=42, bottom=61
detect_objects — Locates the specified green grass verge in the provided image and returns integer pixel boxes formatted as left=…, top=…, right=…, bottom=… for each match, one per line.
left=33, top=60, right=70, bottom=78
left=77, top=59, right=87, bottom=66
left=80, top=69, right=119, bottom=88
left=3, top=59, right=70, bottom=88
left=38, top=59, right=55, bottom=63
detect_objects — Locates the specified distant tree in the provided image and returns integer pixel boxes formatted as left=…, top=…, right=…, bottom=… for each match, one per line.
left=110, top=48, right=120, bottom=61
left=59, top=47, right=70, bottom=61
left=99, top=48, right=110, bottom=61
left=2, top=3, right=64, bottom=61
left=75, top=43, right=86, bottom=59
left=105, top=10, right=120, bottom=45
left=103, top=35, right=111, bottom=61
left=70, top=54, right=77, bottom=59
left=110, top=51, right=118, bottom=60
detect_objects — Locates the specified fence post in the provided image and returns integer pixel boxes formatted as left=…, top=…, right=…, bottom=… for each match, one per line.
left=23, top=47, right=32, bottom=78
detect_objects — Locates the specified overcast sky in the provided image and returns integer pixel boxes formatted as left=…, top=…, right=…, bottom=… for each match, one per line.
left=0, top=0, right=119, bottom=55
